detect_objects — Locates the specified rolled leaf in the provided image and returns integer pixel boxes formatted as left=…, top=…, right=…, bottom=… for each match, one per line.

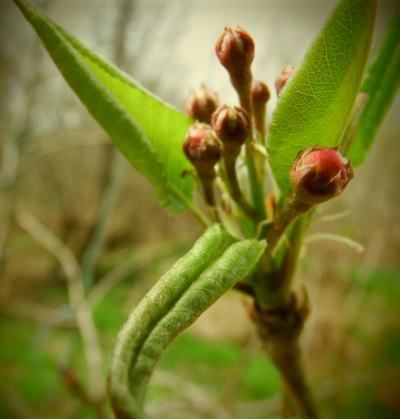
left=108, top=224, right=266, bottom=418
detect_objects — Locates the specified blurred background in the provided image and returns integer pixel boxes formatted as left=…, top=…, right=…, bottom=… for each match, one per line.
left=0, top=0, right=399, bottom=418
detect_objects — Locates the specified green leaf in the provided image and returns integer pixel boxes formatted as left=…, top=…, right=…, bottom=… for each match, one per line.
left=14, top=0, right=195, bottom=213
left=268, top=0, right=377, bottom=196
left=347, top=8, right=400, bottom=166
left=107, top=224, right=266, bottom=419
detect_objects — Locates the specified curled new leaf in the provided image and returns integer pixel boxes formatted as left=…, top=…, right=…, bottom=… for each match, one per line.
left=108, top=224, right=266, bottom=419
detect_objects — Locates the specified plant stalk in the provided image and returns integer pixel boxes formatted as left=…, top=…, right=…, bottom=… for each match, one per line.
left=252, top=297, right=318, bottom=419
left=223, top=156, right=257, bottom=219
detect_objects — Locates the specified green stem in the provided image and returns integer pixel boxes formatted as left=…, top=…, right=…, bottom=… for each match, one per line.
left=198, top=171, right=220, bottom=224
left=266, top=192, right=312, bottom=256
left=170, top=184, right=212, bottom=228
left=223, top=156, right=257, bottom=219
left=274, top=215, right=308, bottom=302
left=230, top=69, right=266, bottom=223
left=254, top=106, right=267, bottom=141
left=245, top=139, right=266, bottom=222
left=252, top=195, right=313, bottom=309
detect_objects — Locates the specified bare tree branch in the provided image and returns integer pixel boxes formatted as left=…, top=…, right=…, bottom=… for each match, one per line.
left=17, top=212, right=104, bottom=400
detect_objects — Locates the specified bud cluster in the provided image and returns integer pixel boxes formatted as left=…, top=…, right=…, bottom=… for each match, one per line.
left=182, top=26, right=355, bottom=231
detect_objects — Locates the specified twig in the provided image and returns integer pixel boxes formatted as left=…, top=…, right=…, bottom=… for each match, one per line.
left=11, top=299, right=76, bottom=328
left=80, top=150, right=126, bottom=290
left=17, top=212, right=104, bottom=401
left=87, top=240, right=175, bottom=310
left=80, top=0, right=135, bottom=291
left=149, top=370, right=233, bottom=419
left=0, top=0, right=53, bottom=301
left=16, top=135, right=110, bottom=177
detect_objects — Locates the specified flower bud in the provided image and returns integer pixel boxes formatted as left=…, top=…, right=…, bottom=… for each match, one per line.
left=215, top=26, right=255, bottom=74
left=185, top=85, right=219, bottom=124
left=251, top=80, right=270, bottom=107
left=183, top=122, right=222, bottom=173
left=251, top=80, right=270, bottom=134
left=275, top=65, right=295, bottom=96
left=211, top=104, right=250, bottom=156
left=290, top=144, right=354, bottom=204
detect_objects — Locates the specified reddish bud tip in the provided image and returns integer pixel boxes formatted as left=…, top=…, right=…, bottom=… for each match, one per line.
left=251, top=80, right=270, bottom=108
left=290, top=144, right=354, bottom=204
left=215, top=26, right=255, bottom=74
left=183, top=122, right=222, bottom=172
left=275, top=65, right=295, bottom=96
left=185, top=85, right=219, bottom=124
left=211, top=104, right=250, bottom=155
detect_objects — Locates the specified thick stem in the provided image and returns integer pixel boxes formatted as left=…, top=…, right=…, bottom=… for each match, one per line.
left=253, top=196, right=312, bottom=309
left=252, top=297, right=319, bottom=419
left=266, top=191, right=312, bottom=256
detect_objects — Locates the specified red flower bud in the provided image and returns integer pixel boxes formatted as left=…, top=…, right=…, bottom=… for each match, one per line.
left=251, top=80, right=270, bottom=135
left=183, top=122, right=222, bottom=172
left=215, top=26, right=255, bottom=74
left=251, top=80, right=270, bottom=108
left=290, top=144, right=354, bottom=204
left=275, top=65, right=295, bottom=96
left=211, top=104, right=250, bottom=156
left=185, top=85, right=219, bottom=124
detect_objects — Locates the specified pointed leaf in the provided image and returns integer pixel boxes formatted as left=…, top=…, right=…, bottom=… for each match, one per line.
left=108, top=224, right=266, bottom=418
left=347, top=8, right=400, bottom=166
left=14, top=0, right=195, bottom=213
left=268, top=0, right=376, bottom=195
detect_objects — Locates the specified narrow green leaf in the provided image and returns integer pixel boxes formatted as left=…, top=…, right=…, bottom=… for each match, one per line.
left=304, top=233, right=364, bottom=253
left=268, top=0, right=377, bottom=195
left=14, top=0, right=195, bottom=213
left=347, top=8, right=400, bottom=166
left=108, top=225, right=266, bottom=418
